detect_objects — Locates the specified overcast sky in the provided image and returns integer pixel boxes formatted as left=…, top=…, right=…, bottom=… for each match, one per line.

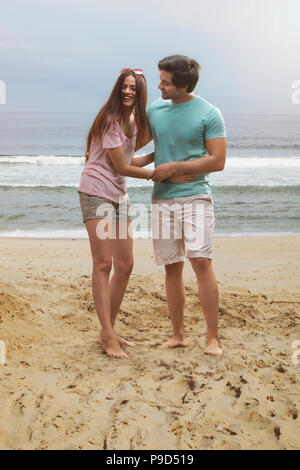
left=1, top=0, right=300, bottom=113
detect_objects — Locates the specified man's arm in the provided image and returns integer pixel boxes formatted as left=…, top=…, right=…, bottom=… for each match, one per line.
left=151, top=137, right=226, bottom=182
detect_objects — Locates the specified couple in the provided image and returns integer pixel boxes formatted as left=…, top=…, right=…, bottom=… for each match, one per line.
left=78, top=55, right=226, bottom=359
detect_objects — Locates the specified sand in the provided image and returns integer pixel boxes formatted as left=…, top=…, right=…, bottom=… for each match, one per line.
left=0, top=236, right=299, bottom=450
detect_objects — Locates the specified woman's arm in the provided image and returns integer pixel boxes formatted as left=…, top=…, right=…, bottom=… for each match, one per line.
left=131, top=152, right=154, bottom=168
left=134, top=127, right=153, bottom=152
left=108, top=146, right=153, bottom=179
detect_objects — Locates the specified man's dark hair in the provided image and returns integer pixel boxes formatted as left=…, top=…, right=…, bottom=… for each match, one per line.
left=158, top=55, right=200, bottom=93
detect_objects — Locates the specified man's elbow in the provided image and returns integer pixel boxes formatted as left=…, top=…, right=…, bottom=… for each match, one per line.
left=216, top=161, right=225, bottom=171
left=214, top=155, right=226, bottom=171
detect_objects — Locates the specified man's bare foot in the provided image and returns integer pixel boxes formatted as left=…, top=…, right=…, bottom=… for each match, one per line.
left=100, top=334, right=129, bottom=358
left=159, top=336, right=187, bottom=349
left=98, top=334, right=135, bottom=347
left=204, top=338, right=223, bottom=357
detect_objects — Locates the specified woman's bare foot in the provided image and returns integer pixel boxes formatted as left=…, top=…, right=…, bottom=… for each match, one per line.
left=116, top=336, right=135, bottom=347
left=204, top=337, right=223, bottom=356
left=100, top=334, right=129, bottom=358
left=98, top=334, right=135, bottom=347
left=159, top=336, right=187, bottom=349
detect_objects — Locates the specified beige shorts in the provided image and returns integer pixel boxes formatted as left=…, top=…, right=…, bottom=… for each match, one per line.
left=152, top=194, right=215, bottom=265
left=78, top=192, right=131, bottom=224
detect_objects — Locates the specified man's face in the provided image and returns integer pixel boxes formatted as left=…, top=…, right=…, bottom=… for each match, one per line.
left=158, top=70, right=186, bottom=100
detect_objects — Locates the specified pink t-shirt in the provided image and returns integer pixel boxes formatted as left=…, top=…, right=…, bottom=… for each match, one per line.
left=78, top=121, right=137, bottom=203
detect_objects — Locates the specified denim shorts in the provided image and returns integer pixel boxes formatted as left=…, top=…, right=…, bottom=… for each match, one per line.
left=78, top=192, right=131, bottom=224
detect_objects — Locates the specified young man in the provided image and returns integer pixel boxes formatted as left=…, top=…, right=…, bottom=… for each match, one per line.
left=147, top=55, right=226, bottom=356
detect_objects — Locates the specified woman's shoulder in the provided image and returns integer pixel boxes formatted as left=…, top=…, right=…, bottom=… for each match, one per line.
left=104, top=115, right=121, bottom=132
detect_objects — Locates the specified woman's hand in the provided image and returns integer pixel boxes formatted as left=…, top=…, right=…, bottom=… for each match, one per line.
left=151, top=162, right=177, bottom=182
left=146, top=170, right=155, bottom=180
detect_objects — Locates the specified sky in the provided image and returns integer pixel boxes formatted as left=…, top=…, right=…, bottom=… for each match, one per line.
left=1, top=0, right=300, bottom=114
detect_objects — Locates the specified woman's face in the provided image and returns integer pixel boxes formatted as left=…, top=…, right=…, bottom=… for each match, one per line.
left=120, top=74, right=136, bottom=108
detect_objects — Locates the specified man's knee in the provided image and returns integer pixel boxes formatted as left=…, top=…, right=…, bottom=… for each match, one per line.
left=190, top=257, right=211, bottom=271
left=165, top=261, right=184, bottom=275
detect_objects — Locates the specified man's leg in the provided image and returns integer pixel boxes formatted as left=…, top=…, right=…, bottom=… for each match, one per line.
left=161, top=261, right=187, bottom=349
left=183, top=195, right=222, bottom=356
left=190, top=257, right=222, bottom=356
left=152, top=198, right=187, bottom=349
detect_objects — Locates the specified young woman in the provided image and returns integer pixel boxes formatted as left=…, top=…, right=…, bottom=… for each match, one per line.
left=78, top=69, right=154, bottom=359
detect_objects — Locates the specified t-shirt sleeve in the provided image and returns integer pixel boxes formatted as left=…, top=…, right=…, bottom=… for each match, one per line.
left=204, top=107, right=226, bottom=140
left=102, top=122, right=123, bottom=149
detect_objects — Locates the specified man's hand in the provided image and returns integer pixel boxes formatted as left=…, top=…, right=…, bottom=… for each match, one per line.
left=151, top=162, right=177, bottom=182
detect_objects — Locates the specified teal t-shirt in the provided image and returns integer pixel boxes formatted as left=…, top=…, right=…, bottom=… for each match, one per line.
left=147, top=95, right=226, bottom=199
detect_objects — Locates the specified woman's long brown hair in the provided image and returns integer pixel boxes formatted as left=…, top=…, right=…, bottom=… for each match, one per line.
left=85, top=71, right=148, bottom=163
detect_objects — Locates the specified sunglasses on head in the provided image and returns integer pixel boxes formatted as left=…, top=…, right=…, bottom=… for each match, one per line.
left=120, top=68, right=144, bottom=75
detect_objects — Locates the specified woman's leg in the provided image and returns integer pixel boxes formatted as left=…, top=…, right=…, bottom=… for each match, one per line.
left=85, top=218, right=128, bottom=358
left=109, top=221, right=134, bottom=345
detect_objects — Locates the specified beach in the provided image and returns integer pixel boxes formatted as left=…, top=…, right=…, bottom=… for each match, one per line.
left=0, top=235, right=299, bottom=450
left=1, top=0, right=300, bottom=452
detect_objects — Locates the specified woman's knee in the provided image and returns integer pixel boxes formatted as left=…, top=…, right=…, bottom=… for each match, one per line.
left=93, top=259, right=112, bottom=274
left=115, top=260, right=134, bottom=278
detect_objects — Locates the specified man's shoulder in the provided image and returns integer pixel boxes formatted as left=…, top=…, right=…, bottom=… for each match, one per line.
left=193, top=95, right=220, bottom=114
left=147, top=98, right=171, bottom=115
left=192, top=96, right=225, bottom=129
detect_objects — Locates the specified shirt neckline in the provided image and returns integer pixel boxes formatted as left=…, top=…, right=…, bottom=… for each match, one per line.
left=119, top=121, right=137, bottom=140
left=170, top=94, right=199, bottom=107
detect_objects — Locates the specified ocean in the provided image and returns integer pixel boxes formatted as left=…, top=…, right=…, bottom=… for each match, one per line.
left=0, top=111, right=299, bottom=238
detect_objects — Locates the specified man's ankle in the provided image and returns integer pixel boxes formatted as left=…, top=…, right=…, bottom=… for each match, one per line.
left=173, top=330, right=185, bottom=340
left=207, top=333, right=220, bottom=343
